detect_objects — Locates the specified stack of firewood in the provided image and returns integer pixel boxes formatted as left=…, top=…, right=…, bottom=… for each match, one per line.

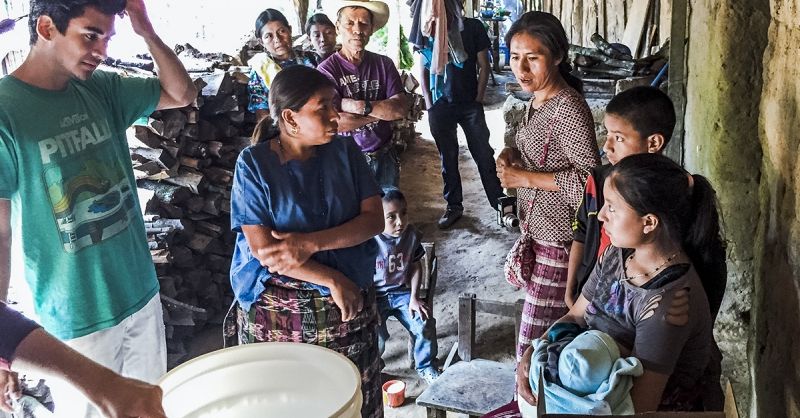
left=127, top=67, right=254, bottom=367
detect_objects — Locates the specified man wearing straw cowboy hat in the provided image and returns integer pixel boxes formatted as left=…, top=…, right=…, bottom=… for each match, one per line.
left=317, top=0, right=408, bottom=188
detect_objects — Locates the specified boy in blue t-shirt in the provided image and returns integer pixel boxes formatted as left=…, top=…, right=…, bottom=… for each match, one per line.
left=374, top=188, right=440, bottom=383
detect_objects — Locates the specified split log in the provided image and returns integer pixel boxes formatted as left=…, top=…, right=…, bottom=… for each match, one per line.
left=198, top=72, right=234, bottom=97
left=196, top=220, right=224, bottom=238
left=184, top=195, right=206, bottom=213
left=187, top=233, right=215, bottom=254
left=180, top=123, right=200, bottom=139
left=131, top=147, right=177, bottom=170
left=161, top=109, right=188, bottom=139
left=202, top=192, right=223, bottom=216
left=163, top=168, right=206, bottom=195
left=204, top=167, right=234, bottom=186
left=138, top=180, right=191, bottom=205
left=179, top=156, right=210, bottom=170
left=569, top=45, right=637, bottom=70
left=128, top=125, right=163, bottom=149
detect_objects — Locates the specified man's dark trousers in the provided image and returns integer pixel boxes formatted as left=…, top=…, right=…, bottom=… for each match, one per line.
left=427, top=99, right=504, bottom=209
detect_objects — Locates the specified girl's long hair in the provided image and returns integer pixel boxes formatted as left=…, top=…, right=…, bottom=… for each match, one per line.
left=609, top=154, right=728, bottom=318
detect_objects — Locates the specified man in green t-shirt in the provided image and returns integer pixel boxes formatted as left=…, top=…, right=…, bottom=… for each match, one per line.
left=0, top=0, right=195, bottom=415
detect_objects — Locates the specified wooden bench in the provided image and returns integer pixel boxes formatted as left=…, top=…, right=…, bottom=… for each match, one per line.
left=416, top=293, right=524, bottom=418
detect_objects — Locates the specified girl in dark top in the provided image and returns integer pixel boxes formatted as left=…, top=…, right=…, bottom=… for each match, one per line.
left=517, top=153, right=727, bottom=412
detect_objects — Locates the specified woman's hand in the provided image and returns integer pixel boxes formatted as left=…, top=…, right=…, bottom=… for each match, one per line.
left=497, top=147, right=524, bottom=168
left=0, top=369, right=21, bottom=412
left=497, top=164, right=530, bottom=189
left=258, top=231, right=317, bottom=274
left=408, top=297, right=430, bottom=321
left=330, top=275, right=364, bottom=322
left=516, top=345, right=537, bottom=406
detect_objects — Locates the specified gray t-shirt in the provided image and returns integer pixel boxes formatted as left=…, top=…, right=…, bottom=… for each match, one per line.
left=373, top=225, right=425, bottom=295
left=582, top=246, right=712, bottom=391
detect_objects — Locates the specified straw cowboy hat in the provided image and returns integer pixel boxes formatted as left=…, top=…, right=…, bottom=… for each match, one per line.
left=327, top=0, right=390, bottom=31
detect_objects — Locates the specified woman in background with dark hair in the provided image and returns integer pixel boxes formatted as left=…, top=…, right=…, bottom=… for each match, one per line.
left=496, top=11, right=600, bottom=359
left=248, top=8, right=318, bottom=122
left=305, top=13, right=338, bottom=61
left=226, top=65, right=385, bottom=418
left=517, top=153, right=727, bottom=412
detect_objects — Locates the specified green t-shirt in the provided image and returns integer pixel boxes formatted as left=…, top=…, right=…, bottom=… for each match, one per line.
left=0, top=71, right=161, bottom=339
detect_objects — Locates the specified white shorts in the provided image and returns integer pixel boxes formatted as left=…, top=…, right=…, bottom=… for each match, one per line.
left=49, top=293, right=166, bottom=418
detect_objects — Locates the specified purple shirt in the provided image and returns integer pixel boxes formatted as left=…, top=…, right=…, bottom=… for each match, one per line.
left=0, top=303, right=40, bottom=364
left=317, top=51, right=403, bottom=152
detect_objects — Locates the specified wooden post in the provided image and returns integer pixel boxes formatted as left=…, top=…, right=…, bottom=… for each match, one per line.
left=458, top=293, right=476, bottom=362
left=666, top=0, right=687, bottom=165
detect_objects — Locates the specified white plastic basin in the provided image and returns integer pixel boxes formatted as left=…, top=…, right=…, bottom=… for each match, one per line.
left=159, top=342, right=362, bottom=418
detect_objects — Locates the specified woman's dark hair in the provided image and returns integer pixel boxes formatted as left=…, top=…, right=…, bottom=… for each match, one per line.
left=255, top=8, right=290, bottom=39
left=504, top=11, right=583, bottom=94
left=251, top=65, right=335, bottom=145
left=608, top=154, right=728, bottom=319
left=606, top=86, right=676, bottom=143
left=305, top=13, right=335, bottom=34
left=381, top=187, right=406, bottom=205
left=28, top=0, right=126, bottom=45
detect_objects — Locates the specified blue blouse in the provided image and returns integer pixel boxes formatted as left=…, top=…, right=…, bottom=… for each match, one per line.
left=230, top=135, right=381, bottom=310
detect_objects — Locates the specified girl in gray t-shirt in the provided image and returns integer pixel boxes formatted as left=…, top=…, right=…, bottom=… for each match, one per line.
left=518, top=154, right=727, bottom=412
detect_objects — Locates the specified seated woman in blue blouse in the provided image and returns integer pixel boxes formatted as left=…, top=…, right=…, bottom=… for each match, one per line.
left=248, top=8, right=318, bottom=122
left=225, top=65, right=385, bottom=418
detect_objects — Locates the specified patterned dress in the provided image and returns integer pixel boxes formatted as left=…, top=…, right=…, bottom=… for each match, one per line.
left=225, top=137, right=383, bottom=418
left=511, top=87, right=600, bottom=359
left=247, top=48, right=318, bottom=113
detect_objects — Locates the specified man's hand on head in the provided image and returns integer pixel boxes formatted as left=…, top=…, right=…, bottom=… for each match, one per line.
left=122, top=0, right=157, bottom=40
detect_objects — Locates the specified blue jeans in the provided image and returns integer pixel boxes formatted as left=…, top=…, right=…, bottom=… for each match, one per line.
left=377, top=292, right=437, bottom=371
left=365, top=146, right=400, bottom=188
left=427, top=100, right=504, bottom=209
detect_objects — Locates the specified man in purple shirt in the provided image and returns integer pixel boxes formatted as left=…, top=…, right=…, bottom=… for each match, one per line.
left=318, top=0, right=407, bottom=187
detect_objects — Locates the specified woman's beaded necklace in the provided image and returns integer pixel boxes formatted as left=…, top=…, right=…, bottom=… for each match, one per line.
left=623, top=251, right=679, bottom=282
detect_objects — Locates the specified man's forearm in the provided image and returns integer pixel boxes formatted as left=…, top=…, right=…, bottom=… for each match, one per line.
left=0, top=200, right=11, bottom=302
left=0, top=240, right=9, bottom=303
left=341, top=95, right=407, bottom=122
left=476, top=50, right=490, bottom=102
left=338, top=113, right=379, bottom=131
left=370, top=95, right=407, bottom=121
left=146, top=34, right=197, bottom=109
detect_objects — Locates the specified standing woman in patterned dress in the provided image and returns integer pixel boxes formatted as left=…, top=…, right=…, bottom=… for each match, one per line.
left=247, top=9, right=319, bottom=122
left=226, top=66, right=385, bottom=418
left=496, top=11, right=600, bottom=359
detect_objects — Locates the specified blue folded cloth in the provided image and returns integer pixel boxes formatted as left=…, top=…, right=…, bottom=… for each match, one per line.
left=530, top=329, right=643, bottom=415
